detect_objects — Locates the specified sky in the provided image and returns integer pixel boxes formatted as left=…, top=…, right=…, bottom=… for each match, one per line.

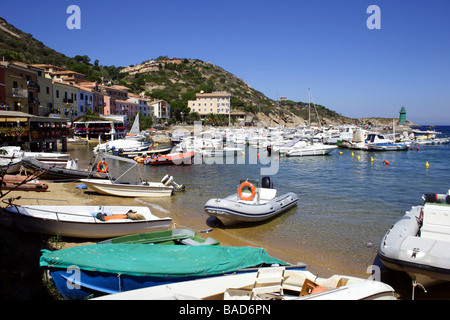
left=2, top=0, right=450, bottom=125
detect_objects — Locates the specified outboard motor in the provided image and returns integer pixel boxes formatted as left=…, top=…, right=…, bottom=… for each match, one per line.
left=261, top=176, right=273, bottom=189
left=161, top=174, right=185, bottom=192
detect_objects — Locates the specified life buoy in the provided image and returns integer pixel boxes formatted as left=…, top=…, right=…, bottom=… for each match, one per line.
left=97, top=161, right=108, bottom=173
left=238, top=181, right=256, bottom=201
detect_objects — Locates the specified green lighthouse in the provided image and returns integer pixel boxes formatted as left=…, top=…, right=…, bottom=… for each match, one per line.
left=398, top=106, right=406, bottom=125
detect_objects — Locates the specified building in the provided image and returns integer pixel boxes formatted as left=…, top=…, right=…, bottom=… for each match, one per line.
left=149, top=99, right=170, bottom=121
left=50, top=70, right=87, bottom=83
left=187, top=91, right=231, bottom=118
left=51, top=80, right=78, bottom=119
left=33, top=65, right=54, bottom=116
left=0, top=64, right=5, bottom=106
left=75, top=85, right=94, bottom=115
left=0, top=61, right=40, bottom=115
left=115, top=99, right=139, bottom=126
left=128, top=94, right=150, bottom=117
left=98, top=84, right=130, bottom=115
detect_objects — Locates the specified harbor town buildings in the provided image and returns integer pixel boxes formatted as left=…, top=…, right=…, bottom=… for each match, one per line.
left=0, top=61, right=172, bottom=125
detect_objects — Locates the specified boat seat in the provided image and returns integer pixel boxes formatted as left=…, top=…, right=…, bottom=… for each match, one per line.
left=259, top=188, right=277, bottom=201
left=249, top=267, right=285, bottom=300
left=420, top=204, right=450, bottom=242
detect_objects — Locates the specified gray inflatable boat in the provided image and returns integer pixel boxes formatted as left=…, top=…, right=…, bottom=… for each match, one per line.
left=204, top=177, right=298, bottom=225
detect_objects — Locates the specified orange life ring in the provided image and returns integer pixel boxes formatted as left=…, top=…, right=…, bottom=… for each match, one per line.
left=238, top=181, right=256, bottom=201
left=97, top=161, right=108, bottom=173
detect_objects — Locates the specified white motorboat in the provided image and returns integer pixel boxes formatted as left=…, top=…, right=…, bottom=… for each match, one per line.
left=365, top=134, right=410, bottom=151
left=4, top=204, right=171, bottom=239
left=204, top=176, right=298, bottom=225
left=94, top=267, right=397, bottom=300
left=378, top=190, right=450, bottom=289
left=274, top=139, right=337, bottom=157
left=286, top=142, right=338, bottom=157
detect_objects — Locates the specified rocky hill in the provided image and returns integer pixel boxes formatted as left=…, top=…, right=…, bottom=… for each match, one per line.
left=0, top=17, right=404, bottom=127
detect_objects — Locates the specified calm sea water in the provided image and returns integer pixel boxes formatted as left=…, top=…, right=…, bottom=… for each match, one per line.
left=69, top=125, right=450, bottom=299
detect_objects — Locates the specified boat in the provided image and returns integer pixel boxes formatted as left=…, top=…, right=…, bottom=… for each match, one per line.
left=120, top=147, right=172, bottom=159
left=94, top=267, right=397, bottom=300
left=21, top=157, right=108, bottom=181
left=80, top=173, right=184, bottom=198
left=94, top=139, right=151, bottom=154
left=4, top=204, right=171, bottom=239
left=285, top=141, right=338, bottom=157
left=378, top=190, right=450, bottom=290
left=99, top=228, right=220, bottom=246
left=0, top=174, right=48, bottom=192
left=365, top=134, right=410, bottom=151
left=0, top=157, right=22, bottom=174
left=204, top=176, right=298, bottom=225
left=39, top=244, right=304, bottom=300
left=412, top=128, right=450, bottom=145
left=81, top=154, right=184, bottom=197
left=0, top=146, right=71, bottom=165
left=137, top=152, right=195, bottom=165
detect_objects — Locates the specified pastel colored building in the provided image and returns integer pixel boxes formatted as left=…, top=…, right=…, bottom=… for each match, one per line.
left=187, top=91, right=231, bottom=117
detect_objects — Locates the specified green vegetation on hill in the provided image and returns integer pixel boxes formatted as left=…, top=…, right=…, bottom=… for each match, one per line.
left=0, top=17, right=352, bottom=125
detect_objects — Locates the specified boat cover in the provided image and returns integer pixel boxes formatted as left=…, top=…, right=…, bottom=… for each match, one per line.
left=40, top=244, right=288, bottom=277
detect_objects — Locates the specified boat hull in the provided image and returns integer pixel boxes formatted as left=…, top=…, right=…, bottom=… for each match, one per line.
left=286, top=145, right=337, bottom=157
left=5, top=205, right=171, bottom=239
left=204, top=192, right=298, bottom=224
left=80, top=179, right=173, bottom=197
left=378, top=204, right=450, bottom=286
left=22, top=157, right=108, bottom=180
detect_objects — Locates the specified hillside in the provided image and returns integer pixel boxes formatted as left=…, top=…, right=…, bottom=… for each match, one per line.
left=0, top=17, right=401, bottom=127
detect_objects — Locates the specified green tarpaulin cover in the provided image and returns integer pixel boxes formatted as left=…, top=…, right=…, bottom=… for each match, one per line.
left=40, top=244, right=288, bottom=277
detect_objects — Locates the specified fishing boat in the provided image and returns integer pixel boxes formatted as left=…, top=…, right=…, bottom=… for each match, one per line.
left=378, top=190, right=450, bottom=290
left=0, top=174, right=48, bottom=192
left=139, top=152, right=195, bottom=165
left=94, top=267, right=397, bottom=300
left=21, top=157, right=108, bottom=181
left=39, top=244, right=304, bottom=300
left=4, top=204, right=171, bottom=239
left=99, top=228, right=220, bottom=246
left=204, top=176, right=298, bottom=225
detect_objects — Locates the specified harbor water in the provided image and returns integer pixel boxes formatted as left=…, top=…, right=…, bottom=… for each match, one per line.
left=69, top=126, right=450, bottom=299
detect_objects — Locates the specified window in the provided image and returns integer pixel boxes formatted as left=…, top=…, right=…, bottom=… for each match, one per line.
left=56, top=90, right=59, bottom=98
left=80, top=93, right=84, bottom=100
left=46, top=87, right=50, bottom=94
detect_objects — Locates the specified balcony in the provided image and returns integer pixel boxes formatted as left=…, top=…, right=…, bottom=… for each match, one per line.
left=10, top=88, right=28, bottom=98
left=63, top=98, right=74, bottom=104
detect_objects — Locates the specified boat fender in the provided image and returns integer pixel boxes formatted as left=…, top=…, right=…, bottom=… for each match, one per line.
left=97, top=161, right=108, bottom=173
left=238, top=181, right=256, bottom=201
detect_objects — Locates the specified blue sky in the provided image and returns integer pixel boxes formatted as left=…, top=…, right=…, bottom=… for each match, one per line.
left=2, top=0, right=450, bottom=125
